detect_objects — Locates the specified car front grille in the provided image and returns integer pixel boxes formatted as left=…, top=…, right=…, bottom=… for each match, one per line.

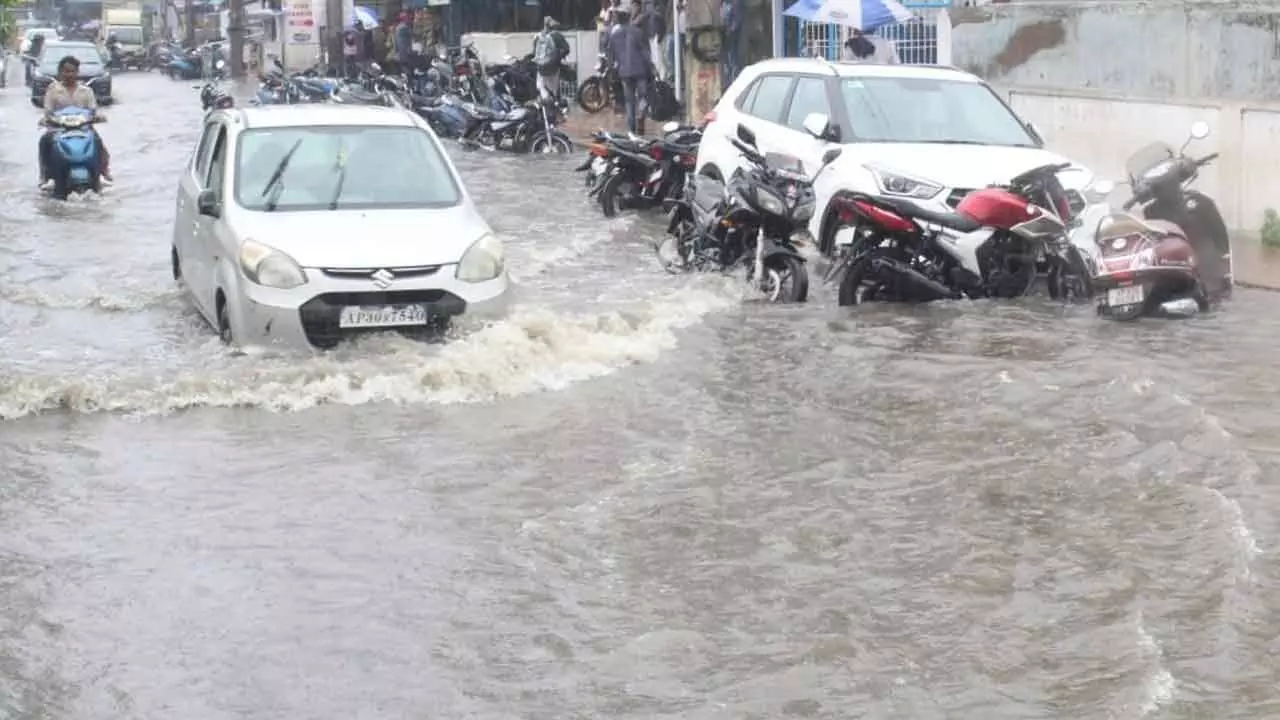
left=318, top=265, right=443, bottom=280
left=298, top=289, right=467, bottom=349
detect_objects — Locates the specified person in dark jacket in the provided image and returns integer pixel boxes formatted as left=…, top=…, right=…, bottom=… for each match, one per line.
left=531, top=16, right=571, bottom=98
left=609, top=10, right=652, bottom=134
left=393, top=12, right=414, bottom=71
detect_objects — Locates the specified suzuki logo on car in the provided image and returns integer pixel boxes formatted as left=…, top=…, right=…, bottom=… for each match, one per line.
left=371, top=269, right=395, bottom=289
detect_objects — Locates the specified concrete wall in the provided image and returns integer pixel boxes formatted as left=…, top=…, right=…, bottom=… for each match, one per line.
left=952, top=1, right=1280, bottom=287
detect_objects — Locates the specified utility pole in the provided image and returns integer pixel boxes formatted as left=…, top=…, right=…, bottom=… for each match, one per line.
left=184, top=0, right=196, bottom=45
left=325, top=0, right=341, bottom=70
left=227, top=0, right=244, bottom=77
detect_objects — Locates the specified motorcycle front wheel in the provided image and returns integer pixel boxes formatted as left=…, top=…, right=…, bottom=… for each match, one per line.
left=598, top=172, right=638, bottom=218
left=1046, top=247, right=1094, bottom=302
left=529, top=132, right=572, bottom=155
left=577, top=76, right=606, bottom=114
left=754, top=255, right=809, bottom=303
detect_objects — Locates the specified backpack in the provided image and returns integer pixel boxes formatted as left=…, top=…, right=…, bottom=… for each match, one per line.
left=648, top=80, right=678, bottom=121
left=533, top=33, right=558, bottom=71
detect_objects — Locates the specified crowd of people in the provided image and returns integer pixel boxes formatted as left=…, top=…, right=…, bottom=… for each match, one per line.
left=596, top=0, right=676, bottom=135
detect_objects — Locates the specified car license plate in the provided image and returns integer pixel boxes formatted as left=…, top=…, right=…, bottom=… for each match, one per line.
left=834, top=226, right=857, bottom=247
left=1106, top=285, right=1145, bottom=307
left=338, top=304, right=429, bottom=329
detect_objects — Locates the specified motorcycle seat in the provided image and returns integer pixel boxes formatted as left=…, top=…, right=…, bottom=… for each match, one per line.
left=1096, top=212, right=1187, bottom=241
left=693, top=177, right=724, bottom=213
left=879, top=197, right=981, bottom=233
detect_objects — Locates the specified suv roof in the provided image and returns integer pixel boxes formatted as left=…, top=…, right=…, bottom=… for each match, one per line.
left=229, top=104, right=426, bottom=130
left=730, top=57, right=980, bottom=86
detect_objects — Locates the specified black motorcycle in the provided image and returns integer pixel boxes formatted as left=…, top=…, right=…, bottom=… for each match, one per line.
left=658, top=123, right=842, bottom=303
left=576, top=52, right=621, bottom=114
left=465, top=89, right=573, bottom=154
left=577, top=121, right=702, bottom=217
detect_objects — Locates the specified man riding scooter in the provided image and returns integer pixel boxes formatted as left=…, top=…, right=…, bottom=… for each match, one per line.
left=39, top=54, right=112, bottom=189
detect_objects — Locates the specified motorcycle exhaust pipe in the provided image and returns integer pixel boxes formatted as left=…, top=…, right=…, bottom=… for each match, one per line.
left=870, top=255, right=958, bottom=300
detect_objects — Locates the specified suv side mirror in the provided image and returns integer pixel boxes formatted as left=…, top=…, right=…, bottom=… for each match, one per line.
left=802, top=112, right=833, bottom=141
left=196, top=188, right=221, bottom=218
left=736, top=123, right=756, bottom=147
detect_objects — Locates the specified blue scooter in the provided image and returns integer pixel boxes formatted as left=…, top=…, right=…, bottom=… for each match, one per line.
left=43, top=106, right=104, bottom=199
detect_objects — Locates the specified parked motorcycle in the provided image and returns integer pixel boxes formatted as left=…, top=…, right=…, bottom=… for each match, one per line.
left=576, top=53, right=621, bottom=114
left=830, top=160, right=1092, bottom=305
left=578, top=121, right=702, bottom=217
left=466, top=88, right=573, bottom=153
left=1089, top=120, right=1231, bottom=320
left=657, top=118, right=842, bottom=303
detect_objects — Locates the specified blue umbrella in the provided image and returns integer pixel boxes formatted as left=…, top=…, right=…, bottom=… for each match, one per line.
left=349, top=5, right=379, bottom=29
left=783, top=0, right=912, bottom=31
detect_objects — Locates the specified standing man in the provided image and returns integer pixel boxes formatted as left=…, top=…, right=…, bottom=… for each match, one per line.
left=531, top=16, right=570, bottom=98
left=393, top=11, right=414, bottom=74
left=609, top=9, right=652, bottom=135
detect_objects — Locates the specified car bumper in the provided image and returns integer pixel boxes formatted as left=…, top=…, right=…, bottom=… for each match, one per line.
left=227, top=265, right=512, bottom=350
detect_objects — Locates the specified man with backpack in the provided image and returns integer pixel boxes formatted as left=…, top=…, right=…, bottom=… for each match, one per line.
left=532, top=16, right=570, bottom=98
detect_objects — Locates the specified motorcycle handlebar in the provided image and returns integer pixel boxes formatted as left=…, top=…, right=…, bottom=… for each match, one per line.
left=1197, top=152, right=1219, bottom=167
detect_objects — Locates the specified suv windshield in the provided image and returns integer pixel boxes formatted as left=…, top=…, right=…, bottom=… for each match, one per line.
left=234, top=125, right=462, bottom=211
left=839, top=76, right=1038, bottom=147
left=38, top=44, right=104, bottom=73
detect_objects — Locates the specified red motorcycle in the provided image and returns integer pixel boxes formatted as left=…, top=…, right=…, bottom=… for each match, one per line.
left=830, top=163, right=1091, bottom=305
left=1089, top=121, right=1232, bottom=320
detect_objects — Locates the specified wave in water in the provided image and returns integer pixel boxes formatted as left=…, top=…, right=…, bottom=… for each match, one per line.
left=0, top=279, right=740, bottom=421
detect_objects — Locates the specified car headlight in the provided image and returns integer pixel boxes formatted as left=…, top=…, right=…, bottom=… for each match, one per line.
left=456, top=233, right=504, bottom=283
left=755, top=186, right=786, bottom=216
left=239, top=240, right=307, bottom=289
left=865, top=164, right=943, bottom=199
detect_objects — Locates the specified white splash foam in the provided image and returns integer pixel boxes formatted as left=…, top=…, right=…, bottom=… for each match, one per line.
left=0, top=280, right=738, bottom=421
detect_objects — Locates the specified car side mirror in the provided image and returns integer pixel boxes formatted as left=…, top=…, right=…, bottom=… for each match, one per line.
left=802, top=112, right=832, bottom=141
left=821, top=147, right=842, bottom=166
left=196, top=189, right=221, bottom=218
left=736, top=123, right=756, bottom=147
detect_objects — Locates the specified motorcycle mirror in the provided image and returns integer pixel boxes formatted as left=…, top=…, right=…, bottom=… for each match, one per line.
left=821, top=147, right=842, bottom=166
left=735, top=123, right=756, bottom=147
left=1189, top=120, right=1210, bottom=140
left=662, top=120, right=679, bottom=134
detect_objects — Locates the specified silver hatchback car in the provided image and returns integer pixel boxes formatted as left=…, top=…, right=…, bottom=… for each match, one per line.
left=171, top=104, right=510, bottom=350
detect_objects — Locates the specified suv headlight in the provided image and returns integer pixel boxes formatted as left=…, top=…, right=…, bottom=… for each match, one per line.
left=865, top=164, right=943, bottom=199
left=239, top=240, right=307, bottom=288
left=456, top=233, right=504, bottom=282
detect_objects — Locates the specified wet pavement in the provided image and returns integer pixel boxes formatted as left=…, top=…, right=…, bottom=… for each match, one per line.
left=2, top=72, right=1280, bottom=719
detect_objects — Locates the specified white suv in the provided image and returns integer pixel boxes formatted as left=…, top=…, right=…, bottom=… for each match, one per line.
left=695, top=58, right=1095, bottom=256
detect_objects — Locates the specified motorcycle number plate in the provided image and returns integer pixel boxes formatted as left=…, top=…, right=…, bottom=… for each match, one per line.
left=1106, top=285, right=1145, bottom=307
left=834, top=227, right=857, bottom=246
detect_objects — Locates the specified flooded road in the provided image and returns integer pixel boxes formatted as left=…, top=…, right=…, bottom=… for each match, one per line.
left=2, top=73, right=1280, bottom=719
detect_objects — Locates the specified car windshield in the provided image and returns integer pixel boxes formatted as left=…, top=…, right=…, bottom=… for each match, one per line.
left=234, top=125, right=462, bottom=211
left=111, top=27, right=144, bottom=45
left=39, top=45, right=104, bottom=73
left=839, top=77, right=1038, bottom=147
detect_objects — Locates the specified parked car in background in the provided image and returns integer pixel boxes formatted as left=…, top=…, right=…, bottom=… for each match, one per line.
left=694, top=58, right=1096, bottom=258
left=29, top=40, right=112, bottom=106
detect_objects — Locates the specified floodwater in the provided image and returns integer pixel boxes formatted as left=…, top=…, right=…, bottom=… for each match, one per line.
left=1, top=72, right=1279, bottom=720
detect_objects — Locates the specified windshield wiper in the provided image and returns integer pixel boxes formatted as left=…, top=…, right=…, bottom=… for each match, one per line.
left=260, top=138, right=303, bottom=212
left=327, top=144, right=347, bottom=210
